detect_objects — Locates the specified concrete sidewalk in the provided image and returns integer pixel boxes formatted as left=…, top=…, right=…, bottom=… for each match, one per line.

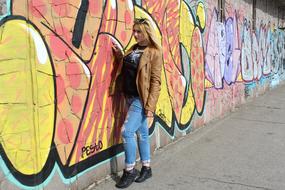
left=91, top=85, right=285, bottom=190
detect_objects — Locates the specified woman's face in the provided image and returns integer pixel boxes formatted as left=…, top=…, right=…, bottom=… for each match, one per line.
left=133, top=25, right=146, bottom=44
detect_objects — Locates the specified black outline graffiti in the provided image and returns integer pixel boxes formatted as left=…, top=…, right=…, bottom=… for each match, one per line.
left=72, top=0, right=89, bottom=48
left=0, top=0, right=208, bottom=187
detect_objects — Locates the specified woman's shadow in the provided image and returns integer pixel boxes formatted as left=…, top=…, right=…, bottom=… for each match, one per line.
left=108, top=68, right=128, bottom=183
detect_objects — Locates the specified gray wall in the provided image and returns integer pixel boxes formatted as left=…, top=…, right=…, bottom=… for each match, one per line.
left=0, top=0, right=6, bottom=15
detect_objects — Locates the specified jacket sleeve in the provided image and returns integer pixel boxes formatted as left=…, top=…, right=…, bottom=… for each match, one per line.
left=109, top=45, right=136, bottom=96
left=145, top=49, right=163, bottom=112
left=114, top=51, right=124, bottom=63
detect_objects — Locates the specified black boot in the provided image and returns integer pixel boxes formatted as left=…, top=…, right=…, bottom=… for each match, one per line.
left=115, top=168, right=137, bottom=188
left=135, top=166, right=152, bottom=183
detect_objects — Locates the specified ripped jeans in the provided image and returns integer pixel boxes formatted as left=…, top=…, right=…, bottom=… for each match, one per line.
left=121, top=97, right=150, bottom=169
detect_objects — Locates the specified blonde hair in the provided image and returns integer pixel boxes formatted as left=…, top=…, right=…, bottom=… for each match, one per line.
left=133, top=18, right=161, bottom=50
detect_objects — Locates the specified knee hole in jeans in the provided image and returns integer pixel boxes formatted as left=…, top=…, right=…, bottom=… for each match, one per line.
left=137, top=131, right=148, bottom=142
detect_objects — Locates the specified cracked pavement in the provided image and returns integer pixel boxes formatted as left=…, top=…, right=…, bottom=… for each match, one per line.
left=90, top=84, right=285, bottom=190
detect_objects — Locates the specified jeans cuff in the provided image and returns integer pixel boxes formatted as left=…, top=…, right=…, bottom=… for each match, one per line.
left=141, top=160, right=150, bottom=164
left=125, top=162, right=136, bottom=169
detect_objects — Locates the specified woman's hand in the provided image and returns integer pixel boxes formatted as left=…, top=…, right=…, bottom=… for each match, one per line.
left=145, top=110, right=154, bottom=117
left=145, top=110, right=154, bottom=127
left=112, top=40, right=123, bottom=59
left=147, top=117, right=154, bottom=127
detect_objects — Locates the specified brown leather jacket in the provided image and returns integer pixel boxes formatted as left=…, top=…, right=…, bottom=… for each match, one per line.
left=109, top=44, right=163, bottom=113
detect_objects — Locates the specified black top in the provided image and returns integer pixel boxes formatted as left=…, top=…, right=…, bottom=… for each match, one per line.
left=122, top=44, right=147, bottom=97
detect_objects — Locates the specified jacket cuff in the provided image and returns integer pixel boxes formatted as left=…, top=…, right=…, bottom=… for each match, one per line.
left=144, top=105, right=155, bottom=113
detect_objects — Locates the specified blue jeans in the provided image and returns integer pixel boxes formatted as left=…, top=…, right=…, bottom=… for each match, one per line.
left=121, top=97, right=150, bottom=168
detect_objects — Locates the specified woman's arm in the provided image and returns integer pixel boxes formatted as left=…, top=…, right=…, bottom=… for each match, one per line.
left=109, top=41, right=124, bottom=96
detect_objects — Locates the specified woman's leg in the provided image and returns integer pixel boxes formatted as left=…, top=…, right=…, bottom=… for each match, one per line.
left=121, top=98, right=143, bottom=170
left=116, top=98, right=145, bottom=188
left=136, top=108, right=150, bottom=167
left=135, top=112, right=152, bottom=183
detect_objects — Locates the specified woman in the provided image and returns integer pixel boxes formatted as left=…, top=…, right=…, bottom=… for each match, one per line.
left=110, top=18, right=163, bottom=188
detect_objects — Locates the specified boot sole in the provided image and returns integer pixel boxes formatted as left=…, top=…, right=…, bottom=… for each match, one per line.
left=135, top=174, right=152, bottom=183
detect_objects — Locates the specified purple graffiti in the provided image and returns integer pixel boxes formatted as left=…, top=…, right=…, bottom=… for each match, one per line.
left=224, top=12, right=240, bottom=84
left=224, top=18, right=234, bottom=84
left=217, top=22, right=226, bottom=81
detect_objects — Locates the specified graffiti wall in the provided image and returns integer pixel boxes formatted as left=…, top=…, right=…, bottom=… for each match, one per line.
left=0, top=0, right=284, bottom=189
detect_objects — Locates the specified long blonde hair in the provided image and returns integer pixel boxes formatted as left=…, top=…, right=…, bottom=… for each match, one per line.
left=133, top=18, right=161, bottom=50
